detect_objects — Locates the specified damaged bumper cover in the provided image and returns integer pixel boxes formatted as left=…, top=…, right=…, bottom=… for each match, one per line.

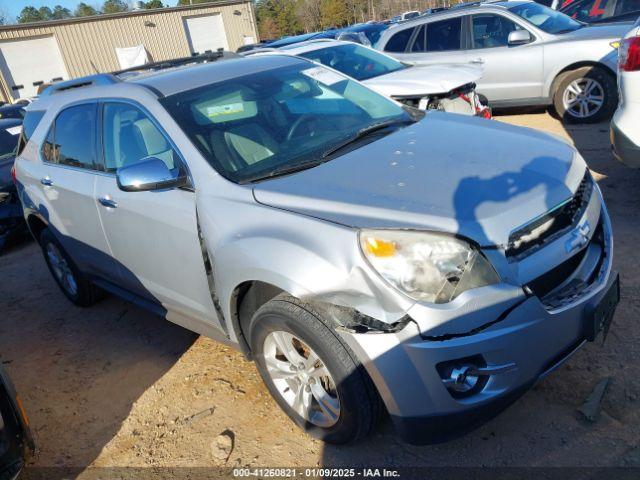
left=336, top=208, right=616, bottom=445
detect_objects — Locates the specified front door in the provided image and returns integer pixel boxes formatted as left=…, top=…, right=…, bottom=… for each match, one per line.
left=466, top=13, right=544, bottom=102
left=94, top=101, right=219, bottom=326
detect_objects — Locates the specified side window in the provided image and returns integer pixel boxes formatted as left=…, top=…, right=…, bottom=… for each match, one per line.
left=472, top=14, right=522, bottom=49
left=102, top=103, right=178, bottom=173
left=411, top=25, right=427, bottom=52
left=426, top=17, right=463, bottom=52
left=384, top=27, right=416, bottom=53
left=616, top=0, right=639, bottom=15
left=42, top=104, right=98, bottom=169
left=16, top=110, right=45, bottom=156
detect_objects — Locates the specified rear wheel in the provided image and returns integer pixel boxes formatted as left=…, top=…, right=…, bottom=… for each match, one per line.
left=249, top=295, right=383, bottom=444
left=553, top=66, right=617, bottom=124
left=40, top=228, right=102, bottom=307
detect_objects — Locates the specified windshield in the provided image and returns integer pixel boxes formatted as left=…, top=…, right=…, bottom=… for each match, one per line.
left=509, top=2, right=582, bottom=34
left=162, top=61, right=412, bottom=183
left=299, top=44, right=406, bottom=81
left=0, top=125, right=20, bottom=161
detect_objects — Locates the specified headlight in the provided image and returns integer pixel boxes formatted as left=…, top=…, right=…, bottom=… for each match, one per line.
left=359, top=230, right=500, bottom=304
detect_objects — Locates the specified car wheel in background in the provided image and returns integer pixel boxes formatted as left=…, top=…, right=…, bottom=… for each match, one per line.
left=249, top=295, right=384, bottom=444
left=553, top=66, right=617, bottom=124
left=40, top=228, right=103, bottom=307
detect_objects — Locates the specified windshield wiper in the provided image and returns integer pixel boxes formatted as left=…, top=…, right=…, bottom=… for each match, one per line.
left=240, top=158, right=329, bottom=184
left=321, top=118, right=414, bottom=159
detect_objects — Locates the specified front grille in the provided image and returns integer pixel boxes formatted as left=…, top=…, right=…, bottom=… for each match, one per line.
left=506, top=171, right=593, bottom=260
left=527, top=219, right=606, bottom=310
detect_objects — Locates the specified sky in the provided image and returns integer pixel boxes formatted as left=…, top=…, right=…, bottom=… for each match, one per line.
left=0, top=0, right=136, bottom=20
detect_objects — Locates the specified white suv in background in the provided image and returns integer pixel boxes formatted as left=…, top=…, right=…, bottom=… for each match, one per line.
left=611, top=19, right=640, bottom=167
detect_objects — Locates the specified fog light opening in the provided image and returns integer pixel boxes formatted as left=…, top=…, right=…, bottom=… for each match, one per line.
left=437, top=355, right=488, bottom=399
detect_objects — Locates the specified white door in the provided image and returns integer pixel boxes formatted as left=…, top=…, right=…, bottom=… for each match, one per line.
left=183, top=14, right=229, bottom=55
left=0, top=35, right=68, bottom=100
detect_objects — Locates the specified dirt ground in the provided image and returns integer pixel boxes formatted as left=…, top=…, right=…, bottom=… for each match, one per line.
left=1, top=110, right=639, bottom=472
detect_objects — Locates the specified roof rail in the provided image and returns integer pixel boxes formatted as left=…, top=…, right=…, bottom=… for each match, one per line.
left=40, top=74, right=121, bottom=96
left=112, top=49, right=238, bottom=76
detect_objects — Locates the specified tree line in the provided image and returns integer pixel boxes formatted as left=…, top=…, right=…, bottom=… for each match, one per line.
left=256, top=0, right=454, bottom=39
left=0, top=0, right=173, bottom=25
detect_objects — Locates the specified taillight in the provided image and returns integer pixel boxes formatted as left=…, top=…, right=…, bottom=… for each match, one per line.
left=620, top=36, right=640, bottom=72
left=10, top=164, right=17, bottom=185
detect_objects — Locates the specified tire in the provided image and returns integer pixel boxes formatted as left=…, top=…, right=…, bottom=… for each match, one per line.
left=553, top=66, right=617, bottom=124
left=249, top=295, right=384, bottom=444
left=40, top=228, right=103, bottom=307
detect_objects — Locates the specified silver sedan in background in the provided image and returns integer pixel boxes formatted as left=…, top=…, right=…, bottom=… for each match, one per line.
left=376, top=0, right=633, bottom=122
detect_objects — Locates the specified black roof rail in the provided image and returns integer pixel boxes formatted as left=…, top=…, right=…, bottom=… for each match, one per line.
left=39, top=74, right=121, bottom=96
left=112, top=49, right=239, bottom=77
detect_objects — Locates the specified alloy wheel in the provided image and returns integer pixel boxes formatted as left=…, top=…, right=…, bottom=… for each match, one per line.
left=263, top=331, right=340, bottom=427
left=562, top=77, right=604, bottom=119
left=46, top=243, right=78, bottom=296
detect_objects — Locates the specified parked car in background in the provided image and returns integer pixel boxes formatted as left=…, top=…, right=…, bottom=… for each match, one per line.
left=253, top=39, right=490, bottom=116
left=611, top=18, right=640, bottom=165
left=250, top=23, right=389, bottom=52
left=0, top=118, right=27, bottom=253
left=559, top=0, right=640, bottom=23
left=376, top=0, right=632, bottom=122
left=0, top=364, right=35, bottom=480
left=390, top=10, right=421, bottom=23
left=0, top=105, right=25, bottom=120
left=15, top=53, right=618, bottom=445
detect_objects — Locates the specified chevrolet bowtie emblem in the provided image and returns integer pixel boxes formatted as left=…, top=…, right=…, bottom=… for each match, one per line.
left=566, top=221, right=591, bottom=253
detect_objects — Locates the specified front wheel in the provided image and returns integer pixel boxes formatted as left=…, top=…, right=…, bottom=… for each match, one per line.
left=249, top=295, right=384, bottom=444
left=553, top=66, right=617, bottom=124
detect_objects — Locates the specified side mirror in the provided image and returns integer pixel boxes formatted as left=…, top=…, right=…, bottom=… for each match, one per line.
left=116, top=157, right=189, bottom=192
left=508, top=30, right=533, bottom=46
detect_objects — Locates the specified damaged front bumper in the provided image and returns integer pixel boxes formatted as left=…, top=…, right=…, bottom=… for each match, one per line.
left=337, top=202, right=617, bottom=445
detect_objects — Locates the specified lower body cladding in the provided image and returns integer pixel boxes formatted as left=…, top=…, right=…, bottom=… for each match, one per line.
left=338, top=224, right=618, bottom=445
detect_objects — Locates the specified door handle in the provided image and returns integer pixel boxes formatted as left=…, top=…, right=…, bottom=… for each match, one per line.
left=98, top=196, right=118, bottom=209
left=470, top=58, right=485, bottom=64
left=40, top=177, right=53, bottom=186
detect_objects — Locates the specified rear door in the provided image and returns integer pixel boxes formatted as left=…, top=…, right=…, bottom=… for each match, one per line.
left=93, top=100, right=218, bottom=326
left=390, top=17, right=469, bottom=66
left=37, top=102, right=116, bottom=279
left=465, top=13, right=544, bottom=102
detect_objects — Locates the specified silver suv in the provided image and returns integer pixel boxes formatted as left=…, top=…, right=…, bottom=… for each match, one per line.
left=376, top=1, right=632, bottom=122
left=14, top=54, right=619, bottom=444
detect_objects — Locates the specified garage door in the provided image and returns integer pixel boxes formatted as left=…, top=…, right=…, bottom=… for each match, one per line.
left=0, top=35, right=68, bottom=100
left=183, top=14, right=229, bottom=55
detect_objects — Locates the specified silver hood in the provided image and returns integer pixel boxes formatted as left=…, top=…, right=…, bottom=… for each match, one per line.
left=253, top=112, right=584, bottom=247
left=553, top=22, right=634, bottom=42
left=362, top=63, right=483, bottom=97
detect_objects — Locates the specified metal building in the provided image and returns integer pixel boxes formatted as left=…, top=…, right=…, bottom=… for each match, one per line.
left=0, top=0, right=258, bottom=102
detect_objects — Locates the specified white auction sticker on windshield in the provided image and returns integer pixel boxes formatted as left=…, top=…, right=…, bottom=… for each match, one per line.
left=5, top=126, right=21, bottom=136
left=302, top=66, right=345, bottom=86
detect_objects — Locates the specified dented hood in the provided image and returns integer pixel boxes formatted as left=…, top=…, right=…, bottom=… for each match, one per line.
left=363, top=63, right=483, bottom=97
left=253, top=112, right=584, bottom=247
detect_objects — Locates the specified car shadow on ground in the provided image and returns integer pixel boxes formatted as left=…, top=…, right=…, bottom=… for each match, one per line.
left=0, top=242, right=198, bottom=467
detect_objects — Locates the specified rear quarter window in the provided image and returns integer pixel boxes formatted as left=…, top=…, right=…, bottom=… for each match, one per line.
left=16, top=110, right=45, bottom=156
